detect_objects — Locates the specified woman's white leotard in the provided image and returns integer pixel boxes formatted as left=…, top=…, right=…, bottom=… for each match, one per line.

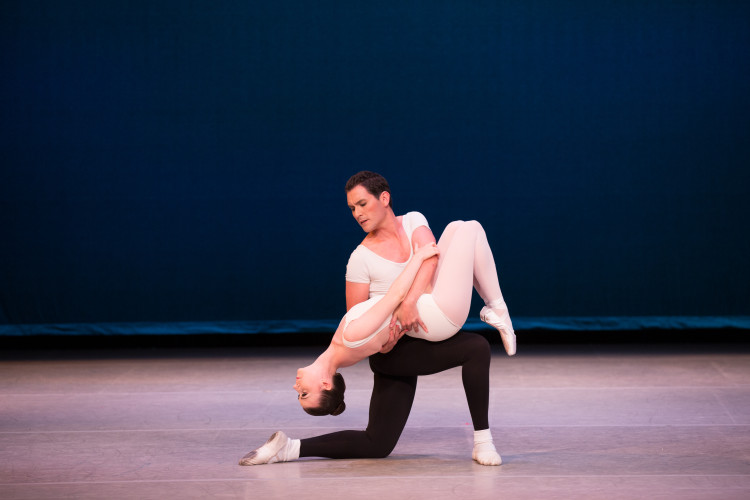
left=342, top=294, right=460, bottom=348
left=410, top=294, right=460, bottom=341
left=342, top=296, right=389, bottom=348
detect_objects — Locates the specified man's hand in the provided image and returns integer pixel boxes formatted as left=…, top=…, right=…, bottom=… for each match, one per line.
left=389, top=301, right=428, bottom=335
left=379, top=326, right=406, bottom=353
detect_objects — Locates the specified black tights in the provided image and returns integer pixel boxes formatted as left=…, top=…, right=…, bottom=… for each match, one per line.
left=300, top=331, right=491, bottom=459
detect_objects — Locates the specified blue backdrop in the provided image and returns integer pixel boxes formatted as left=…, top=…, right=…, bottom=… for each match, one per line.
left=2, top=1, right=749, bottom=336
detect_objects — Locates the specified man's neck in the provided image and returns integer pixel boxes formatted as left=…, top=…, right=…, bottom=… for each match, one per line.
left=368, top=209, right=400, bottom=242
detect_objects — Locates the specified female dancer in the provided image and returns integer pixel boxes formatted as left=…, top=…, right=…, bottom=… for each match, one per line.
left=292, top=219, right=515, bottom=416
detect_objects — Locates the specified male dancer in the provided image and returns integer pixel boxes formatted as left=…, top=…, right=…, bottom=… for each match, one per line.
left=240, top=171, right=514, bottom=466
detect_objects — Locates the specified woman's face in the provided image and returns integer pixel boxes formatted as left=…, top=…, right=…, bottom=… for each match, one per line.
left=294, top=367, right=325, bottom=410
left=346, top=185, right=389, bottom=233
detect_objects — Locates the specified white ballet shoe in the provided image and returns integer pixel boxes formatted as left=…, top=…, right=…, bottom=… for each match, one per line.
left=480, top=306, right=516, bottom=356
left=239, top=431, right=292, bottom=466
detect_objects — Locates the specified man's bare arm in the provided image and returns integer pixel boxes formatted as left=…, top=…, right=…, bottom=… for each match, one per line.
left=346, top=281, right=370, bottom=311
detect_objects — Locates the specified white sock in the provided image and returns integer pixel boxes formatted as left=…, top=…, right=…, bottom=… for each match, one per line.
left=287, top=439, right=301, bottom=461
left=268, top=438, right=301, bottom=464
left=472, top=429, right=502, bottom=466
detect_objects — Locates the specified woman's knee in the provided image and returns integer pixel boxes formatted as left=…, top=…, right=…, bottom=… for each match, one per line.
left=465, top=219, right=485, bottom=235
left=443, top=220, right=469, bottom=235
left=447, top=219, right=485, bottom=236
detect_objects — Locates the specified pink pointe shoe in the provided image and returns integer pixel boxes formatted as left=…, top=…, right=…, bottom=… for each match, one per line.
left=480, top=306, right=516, bottom=356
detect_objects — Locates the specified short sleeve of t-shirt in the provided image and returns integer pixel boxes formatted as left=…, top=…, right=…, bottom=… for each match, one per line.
left=345, top=247, right=370, bottom=284
left=401, top=211, right=429, bottom=237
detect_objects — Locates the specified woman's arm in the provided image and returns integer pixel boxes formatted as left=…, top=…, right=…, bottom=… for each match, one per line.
left=382, top=242, right=438, bottom=305
left=341, top=243, right=439, bottom=351
left=390, top=225, right=438, bottom=334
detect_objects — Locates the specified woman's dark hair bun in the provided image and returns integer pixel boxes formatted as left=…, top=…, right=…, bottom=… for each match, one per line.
left=331, top=401, right=346, bottom=416
left=302, top=372, right=347, bottom=417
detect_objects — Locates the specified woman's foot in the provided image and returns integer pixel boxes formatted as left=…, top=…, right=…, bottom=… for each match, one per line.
left=239, top=431, right=299, bottom=465
left=480, top=306, right=516, bottom=356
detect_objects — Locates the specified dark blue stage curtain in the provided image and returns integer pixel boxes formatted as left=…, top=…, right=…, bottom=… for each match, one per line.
left=2, top=1, right=748, bottom=336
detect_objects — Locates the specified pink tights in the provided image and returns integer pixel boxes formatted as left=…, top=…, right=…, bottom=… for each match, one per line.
left=431, top=220, right=508, bottom=327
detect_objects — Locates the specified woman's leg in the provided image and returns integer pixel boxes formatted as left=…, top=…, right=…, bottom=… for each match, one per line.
left=432, top=220, right=515, bottom=356
left=431, top=220, right=506, bottom=327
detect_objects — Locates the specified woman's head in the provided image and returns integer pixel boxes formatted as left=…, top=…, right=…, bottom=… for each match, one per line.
left=294, top=367, right=346, bottom=416
left=345, top=171, right=392, bottom=208
left=302, top=373, right=346, bottom=416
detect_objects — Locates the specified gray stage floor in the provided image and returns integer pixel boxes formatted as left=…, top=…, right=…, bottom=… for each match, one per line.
left=1, top=341, right=750, bottom=499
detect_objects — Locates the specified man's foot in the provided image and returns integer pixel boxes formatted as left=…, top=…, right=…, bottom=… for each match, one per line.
left=480, top=306, right=516, bottom=356
left=472, top=440, right=502, bottom=466
left=239, top=431, right=297, bottom=466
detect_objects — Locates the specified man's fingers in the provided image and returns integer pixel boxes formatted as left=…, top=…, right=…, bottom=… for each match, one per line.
left=390, top=321, right=400, bottom=337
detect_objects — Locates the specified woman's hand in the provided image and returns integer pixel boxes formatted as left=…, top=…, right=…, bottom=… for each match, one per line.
left=414, top=242, right=439, bottom=261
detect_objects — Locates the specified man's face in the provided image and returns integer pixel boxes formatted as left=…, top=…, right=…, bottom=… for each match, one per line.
left=346, top=184, right=388, bottom=233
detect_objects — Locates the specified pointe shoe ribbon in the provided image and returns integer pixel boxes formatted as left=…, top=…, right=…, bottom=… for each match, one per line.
left=480, top=306, right=516, bottom=356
